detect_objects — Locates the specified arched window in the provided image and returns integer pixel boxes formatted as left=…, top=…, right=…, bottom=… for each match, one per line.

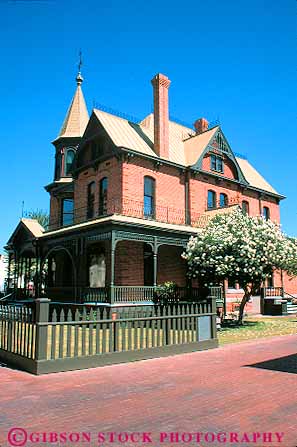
left=65, top=148, right=75, bottom=176
left=99, top=177, right=108, bottom=216
left=144, top=177, right=155, bottom=218
left=219, top=193, right=228, bottom=208
left=87, top=182, right=95, bottom=219
left=242, top=200, right=249, bottom=215
left=207, top=190, right=216, bottom=210
left=263, top=206, right=270, bottom=220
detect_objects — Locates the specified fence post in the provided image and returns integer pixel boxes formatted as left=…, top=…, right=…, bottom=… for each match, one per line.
left=35, top=298, right=50, bottom=361
left=211, top=296, right=217, bottom=340
left=260, top=288, right=265, bottom=314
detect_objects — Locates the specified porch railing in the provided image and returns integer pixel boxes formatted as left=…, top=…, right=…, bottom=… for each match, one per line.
left=45, top=285, right=223, bottom=305
left=78, top=287, right=109, bottom=303
left=113, top=286, right=155, bottom=303
left=261, top=287, right=284, bottom=298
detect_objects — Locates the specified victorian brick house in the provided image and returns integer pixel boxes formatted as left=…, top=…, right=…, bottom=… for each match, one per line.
left=5, top=70, right=297, bottom=309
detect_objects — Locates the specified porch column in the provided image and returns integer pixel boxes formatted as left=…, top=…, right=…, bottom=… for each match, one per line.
left=153, top=238, right=158, bottom=288
left=13, top=251, right=18, bottom=294
left=24, top=257, right=28, bottom=296
left=110, top=232, right=116, bottom=303
left=7, top=252, right=12, bottom=292
left=19, top=257, right=23, bottom=290
left=35, top=243, right=41, bottom=298
left=27, top=257, right=32, bottom=297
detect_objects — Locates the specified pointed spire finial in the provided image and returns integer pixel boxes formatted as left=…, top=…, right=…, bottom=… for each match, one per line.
left=76, top=50, right=83, bottom=85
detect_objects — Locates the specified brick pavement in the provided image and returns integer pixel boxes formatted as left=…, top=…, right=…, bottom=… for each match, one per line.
left=0, top=335, right=296, bottom=447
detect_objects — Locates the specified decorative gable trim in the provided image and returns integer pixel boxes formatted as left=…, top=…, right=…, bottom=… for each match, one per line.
left=191, top=127, right=249, bottom=185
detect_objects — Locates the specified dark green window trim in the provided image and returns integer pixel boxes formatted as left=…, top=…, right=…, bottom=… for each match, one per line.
left=210, top=154, right=224, bottom=173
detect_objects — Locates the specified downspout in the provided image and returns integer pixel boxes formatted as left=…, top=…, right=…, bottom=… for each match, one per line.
left=258, top=193, right=262, bottom=216
left=185, top=169, right=191, bottom=225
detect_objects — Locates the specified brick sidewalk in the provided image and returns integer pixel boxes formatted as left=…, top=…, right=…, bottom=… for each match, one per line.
left=0, top=335, right=296, bottom=447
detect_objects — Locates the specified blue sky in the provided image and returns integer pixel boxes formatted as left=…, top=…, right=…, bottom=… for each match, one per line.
left=0, top=0, right=296, bottom=252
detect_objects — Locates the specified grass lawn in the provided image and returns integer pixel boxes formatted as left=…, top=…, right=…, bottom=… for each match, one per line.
left=218, top=315, right=297, bottom=345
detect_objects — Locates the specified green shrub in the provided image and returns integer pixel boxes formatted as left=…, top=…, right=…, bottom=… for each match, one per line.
left=153, top=281, right=179, bottom=305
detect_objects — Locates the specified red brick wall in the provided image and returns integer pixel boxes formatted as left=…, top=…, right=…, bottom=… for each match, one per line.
left=261, top=197, right=280, bottom=223
left=189, top=175, right=241, bottom=219
left=157, top=245, right=187, bottom=286
left=189, top=173, right=280, bottom=223
left=74, top=157, right=122, bottom=223
left=113, top=242, right=187, bottom=287
left=115, top=241, right=144, bottom=286
left=49, top=196, right=60, bottom=229
left=69, top=153, right=280, bottom=227
left=122, top=158, right=186, bottom=224
left=240, top=189, right=261, bottom=217
left=274, top=270, right=297, bottom=295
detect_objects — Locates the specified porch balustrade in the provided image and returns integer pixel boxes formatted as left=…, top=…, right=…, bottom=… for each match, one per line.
left=113, top=286, right=155, bottom=303
left=45, top=285, right=223, bottom=305
left=78, top=287, right=109, bottom=303
left=261, top=287, right=284, bottom=298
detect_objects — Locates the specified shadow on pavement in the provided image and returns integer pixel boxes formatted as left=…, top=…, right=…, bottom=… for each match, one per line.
left=245, top=354, right=297, bottom=375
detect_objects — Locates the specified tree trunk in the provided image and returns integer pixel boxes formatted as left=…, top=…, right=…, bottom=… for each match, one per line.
left=238, top=287, right=252, bottom=325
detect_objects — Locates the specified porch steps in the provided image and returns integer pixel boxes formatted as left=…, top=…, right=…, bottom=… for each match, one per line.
left=286, top=302, right=297, bottom=315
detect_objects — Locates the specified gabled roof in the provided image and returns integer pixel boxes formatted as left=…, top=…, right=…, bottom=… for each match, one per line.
left=56, top=80, right=89, bottom=140
left=7, top=219, right=44, bottom=245
left=93, top=109, right=156, bottom=158
left=236, top=157, right=279, bottom=195
left=21, top=218, right=44, bottom=237
left=89, top=109, right=281, bottom=197
left=183, top=126, right=219, bottom=166
left=140, top=113, right=194, bottom=165
left=93, top=110, right=194, bottom=165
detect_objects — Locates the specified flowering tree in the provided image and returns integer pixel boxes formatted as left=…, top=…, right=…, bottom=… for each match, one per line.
left=183, top=208, right=297, bottom=324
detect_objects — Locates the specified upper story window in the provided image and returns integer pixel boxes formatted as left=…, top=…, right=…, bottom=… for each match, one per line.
left=61, top=199, right=74, bottom=226
left=263, top=206, right=270, bottom=220
left=210, top=154, right=224, bottom=173
left=87, top=182, right=95, bottom=219
left=144, top=176, right=155, bottom=218
left=242, top=200, right=249, bottom=215
left=55, top=153, right=62, bottom=179
left=219, top=193, right=228, bottom=208
left=207, top=190, right=216, bottom=210
left=99, top=177, right=108, bottom=216
left=65, top=148, right=75, bottom=176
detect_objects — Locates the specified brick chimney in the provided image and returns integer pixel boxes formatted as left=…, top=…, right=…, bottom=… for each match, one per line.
left=194, top=118, right=209, bottom=134
left=151, top=73, right=171, bottom=158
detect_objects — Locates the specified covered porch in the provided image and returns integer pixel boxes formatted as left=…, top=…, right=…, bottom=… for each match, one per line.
left=4, top=218, right=44, bottom=301
left=5, top=216, right=222, bottom=306
left=42, top=226, right=191, bottom=304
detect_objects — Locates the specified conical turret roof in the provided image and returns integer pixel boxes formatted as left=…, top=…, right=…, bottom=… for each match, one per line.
left=56, top=72, right=89, bottom=139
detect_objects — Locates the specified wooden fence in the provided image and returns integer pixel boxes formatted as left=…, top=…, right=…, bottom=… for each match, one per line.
left=0, top=298, right=218, bottom=375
